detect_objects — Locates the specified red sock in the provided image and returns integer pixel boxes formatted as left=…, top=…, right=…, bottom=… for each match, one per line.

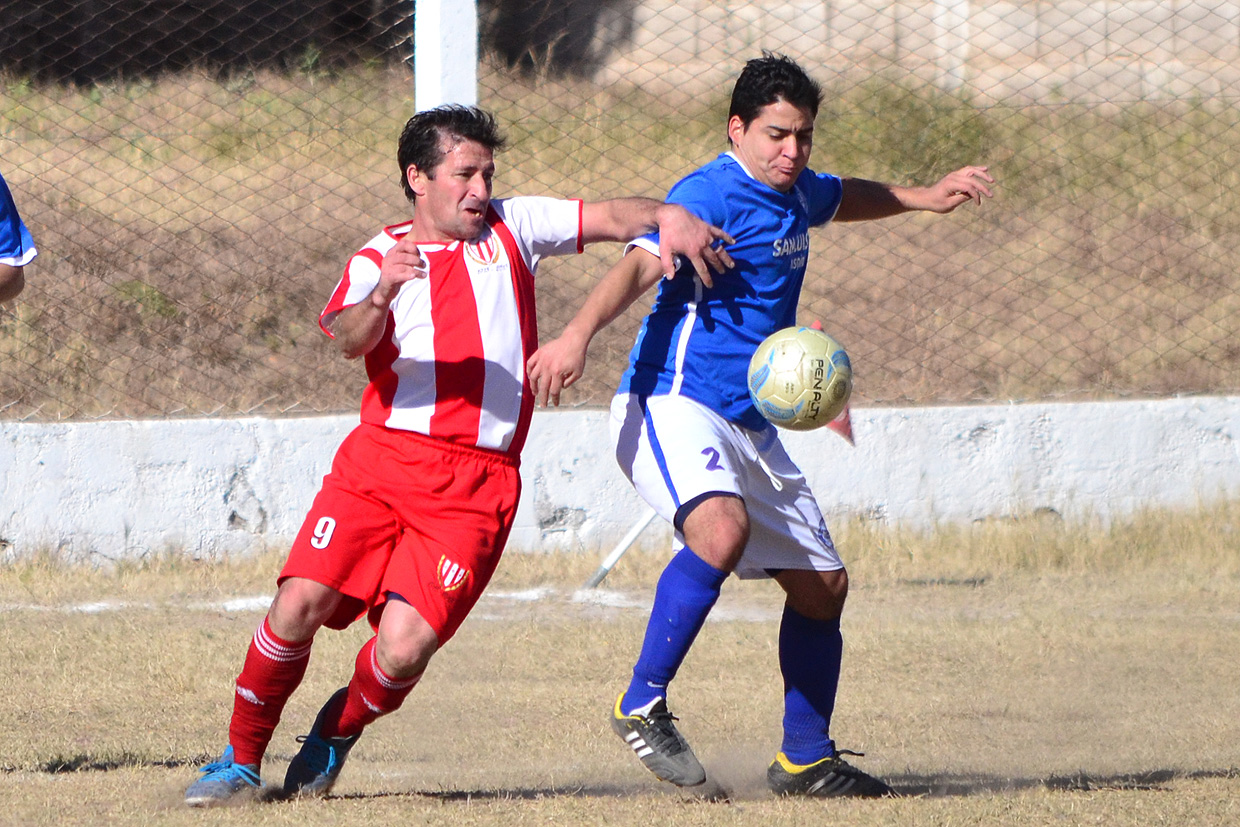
left=227, top=616, right=313, bottom=767
left=321, top=636, right=420, bottom=738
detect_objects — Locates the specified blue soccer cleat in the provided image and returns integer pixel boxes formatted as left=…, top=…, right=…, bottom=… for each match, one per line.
left=184, top=745, right=263, bottom=807
left=282, top=687, right=361, bottom=797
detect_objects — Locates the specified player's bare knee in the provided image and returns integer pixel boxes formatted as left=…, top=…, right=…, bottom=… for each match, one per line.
left=824, top=567, right=848, bottom=598
left=375, top=630, right=437, bottom=679
left=268, top=577, right=341, bottom=640
left=680, top=494, right=749, bottom=571
left=375, top=600, right=439, bottom=678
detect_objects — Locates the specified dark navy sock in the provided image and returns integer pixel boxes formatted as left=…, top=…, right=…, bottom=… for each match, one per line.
left=779, top=605, right=843, bottom=764
left=622, top=547, right=728, bottom=713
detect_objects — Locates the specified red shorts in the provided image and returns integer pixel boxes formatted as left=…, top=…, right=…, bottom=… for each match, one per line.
left=280, top=423, right=521, bottom=644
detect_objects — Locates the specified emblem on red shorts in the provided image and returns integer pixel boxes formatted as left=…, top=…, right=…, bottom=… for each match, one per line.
left=437, top=555, right=471, bottom=592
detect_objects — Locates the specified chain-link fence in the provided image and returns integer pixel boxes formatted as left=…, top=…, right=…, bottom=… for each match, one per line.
left=2, top=0, right=1237, bottom=420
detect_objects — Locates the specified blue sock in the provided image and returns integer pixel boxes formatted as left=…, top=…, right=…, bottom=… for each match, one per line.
left=779, top=605, right=843, bottom=765
left=622, top=547, right=728, bottom=714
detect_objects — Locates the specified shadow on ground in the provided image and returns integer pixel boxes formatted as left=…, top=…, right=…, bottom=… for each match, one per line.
left=315, top=767, right=1240, bottom=803
left=6, top=754, right=209, bottom=774
left=890, top=767, right=1240, bottom=797
left=8, top=754, right=1237, bottom=804
left=291, top=766, right=1240, bottom=803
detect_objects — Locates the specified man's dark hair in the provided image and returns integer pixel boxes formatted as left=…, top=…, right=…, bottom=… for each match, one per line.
left=727, top=52, right=823, bottom=133
left=397, top=105, right=507, bottom=202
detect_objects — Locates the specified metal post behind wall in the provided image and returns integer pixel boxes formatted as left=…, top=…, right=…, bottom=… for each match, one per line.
left=414, top=0, right=478, bottom=110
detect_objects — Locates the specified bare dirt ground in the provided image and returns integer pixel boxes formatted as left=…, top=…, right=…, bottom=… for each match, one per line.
left=1, top=539, right=1237, bottom=826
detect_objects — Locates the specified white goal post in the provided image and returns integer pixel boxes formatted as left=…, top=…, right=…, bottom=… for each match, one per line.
left=582, top=507, right=658, bottom=589
left=414, top=0, right=478, bottom=111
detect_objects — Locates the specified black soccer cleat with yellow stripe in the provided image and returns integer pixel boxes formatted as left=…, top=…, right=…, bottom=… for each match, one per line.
left=767, top=749, right=896, bottom=798
left=610, top=693, right=707, bottom=787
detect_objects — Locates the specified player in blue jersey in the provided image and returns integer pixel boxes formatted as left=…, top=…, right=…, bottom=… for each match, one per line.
left=528, top=53, right=993, bottom=798
left=0, top=170, right=36, bottom=303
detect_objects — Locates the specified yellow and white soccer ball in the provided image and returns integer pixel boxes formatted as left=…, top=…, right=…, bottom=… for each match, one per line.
left=747, top=326, right=852, bottom=431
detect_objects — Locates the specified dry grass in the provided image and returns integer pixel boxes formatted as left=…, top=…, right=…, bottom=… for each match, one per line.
left=1, top=67, right=1239, bottom=418
left=1, top=505, right=1238, bottom=825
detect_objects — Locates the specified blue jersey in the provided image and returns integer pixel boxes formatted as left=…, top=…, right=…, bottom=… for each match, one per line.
left=618, top=152, right=843, bottom=430
left=0, top=172, right=37, bottom=268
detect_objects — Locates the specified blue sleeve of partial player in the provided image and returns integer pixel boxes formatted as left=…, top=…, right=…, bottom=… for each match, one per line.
left=0, top=172, right=36, bottom=266
left=802, top=171, right=844, bottom=227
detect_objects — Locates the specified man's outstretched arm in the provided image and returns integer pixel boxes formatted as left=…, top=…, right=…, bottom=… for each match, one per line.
left=581, top=197, right=734, bottom=286
left=834, top=165, right=994, bottom=222
left=528, top=247, right=665, bottom=407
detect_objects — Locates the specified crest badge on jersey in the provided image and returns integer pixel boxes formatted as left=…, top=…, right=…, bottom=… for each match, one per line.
left=794, top=185, right=809, bottom=214
left=437, top=555, right=471, bottom=592
left=465, top=235, right=500, bottom=266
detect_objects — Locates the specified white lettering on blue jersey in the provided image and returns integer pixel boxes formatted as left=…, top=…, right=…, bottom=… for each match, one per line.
left=772, top=233, right=810, bottom=258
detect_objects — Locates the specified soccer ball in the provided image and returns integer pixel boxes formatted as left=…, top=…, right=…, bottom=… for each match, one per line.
left=747, top=326, right=852, bottom=431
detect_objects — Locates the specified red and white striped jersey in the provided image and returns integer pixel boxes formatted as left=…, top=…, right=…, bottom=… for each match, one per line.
left=320, top=196, right=584, bottom=455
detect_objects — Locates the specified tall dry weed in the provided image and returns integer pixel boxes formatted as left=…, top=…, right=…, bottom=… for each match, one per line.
left=839, top=501, right=1240, bottom=583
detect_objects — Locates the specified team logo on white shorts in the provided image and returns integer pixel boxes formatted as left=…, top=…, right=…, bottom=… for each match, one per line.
left=437, top=555, right=471, bottom=592
left=465, top=236, right=500, bottom=266
left=815, top=517, right=833, bottom=550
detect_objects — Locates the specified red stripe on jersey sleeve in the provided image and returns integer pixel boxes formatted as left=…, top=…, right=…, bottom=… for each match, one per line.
left=427, top=251, right=485, bottom=445
left=575, top=199, right=584, bottom=254
left=357, top=248, right=385, bottom=269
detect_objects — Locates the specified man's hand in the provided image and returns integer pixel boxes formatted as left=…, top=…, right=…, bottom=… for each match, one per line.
left=331, top=235, right=428, bottom=358
left=921, top=166, right=994, bottom=213
left=527, top=328, right=591, bottom=407
left=372, top=234, right=429, bottom=307
left=653, top=203, right=735, bottom=287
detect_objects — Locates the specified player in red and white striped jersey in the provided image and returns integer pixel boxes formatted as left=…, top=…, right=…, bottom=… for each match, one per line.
left=185, top=105, right=733, bottom=806
left=319, top=196, right=580, bottom=454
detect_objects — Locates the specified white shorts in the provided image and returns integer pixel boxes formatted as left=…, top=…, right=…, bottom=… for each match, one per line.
left=610, top=393, right=844, bottom=579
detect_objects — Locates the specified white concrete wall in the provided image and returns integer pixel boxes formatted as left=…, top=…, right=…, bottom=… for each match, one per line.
left=2, top=396, right=1237, bottom=561
left=597, top=0, right=1240, bottom=103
